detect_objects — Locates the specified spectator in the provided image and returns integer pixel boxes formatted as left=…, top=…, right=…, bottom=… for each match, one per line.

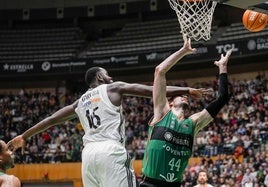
left=241, top=168, right=254, bottom=187
left=0, top=67, right=267, bottom=186
left=194, top=170, right=213, bottom=187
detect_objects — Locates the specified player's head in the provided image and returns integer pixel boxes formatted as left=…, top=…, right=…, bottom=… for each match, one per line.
left=169, top=95, right=190, bottom=113
left=85, top=67, right=113, bottom=87
left=0, top=140, right=15, bottom=171
left=196, top=170, right=209, bottom=184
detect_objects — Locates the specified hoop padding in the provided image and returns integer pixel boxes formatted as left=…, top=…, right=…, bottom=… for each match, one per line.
left=168, top=0, right=217, bottom=41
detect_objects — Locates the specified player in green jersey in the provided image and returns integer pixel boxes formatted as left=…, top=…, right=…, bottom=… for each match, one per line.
left=140, top=34, right=232, bottom=187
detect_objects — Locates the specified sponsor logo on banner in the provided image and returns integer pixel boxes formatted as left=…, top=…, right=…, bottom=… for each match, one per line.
left=145, top=47, right=208, bottom=62
left=42, top=61, right=51, bottom=71
left=41, top=61, right=86, bottom=72
left=216, top=43, right=239, bottom=54
left=247, top=37, right=268, bottom=50
left=247, top=40, right=257, bottom=50
left=3, top=63, right=34, bottom=73
left=110, top=56, right=139, bottom=65
left=93, top=56, right=139, bottom=65
left=196, top=47, right=208, bottom=54
left=256, top=38, right=268, bottom=50
left=145, top=52, right=172, bottom=61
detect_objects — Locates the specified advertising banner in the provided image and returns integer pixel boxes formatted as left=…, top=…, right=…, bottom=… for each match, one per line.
left=0, top=35, right=267, bottom=78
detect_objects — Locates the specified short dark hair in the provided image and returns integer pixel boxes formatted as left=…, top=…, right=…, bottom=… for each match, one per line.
left=85, top=67, right=101, bottom=86
left=198, top=169, right=207, bottom=175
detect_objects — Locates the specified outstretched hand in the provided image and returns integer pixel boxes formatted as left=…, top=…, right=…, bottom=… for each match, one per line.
left=7, top=135, right=26, bottom=154
left=214, top=49, right=232, bottom=67
left=182, top=34, right=197, bottom=55
left=189, top=88, right=214, bottom=100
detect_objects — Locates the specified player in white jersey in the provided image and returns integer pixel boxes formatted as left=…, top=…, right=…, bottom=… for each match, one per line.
left=7, top=66, right=211, bottom=187
left=75, top=84, right=133, bottom=186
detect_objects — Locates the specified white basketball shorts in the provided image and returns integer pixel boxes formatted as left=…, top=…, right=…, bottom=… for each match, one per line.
left=82, top=140, right=136, bottom=187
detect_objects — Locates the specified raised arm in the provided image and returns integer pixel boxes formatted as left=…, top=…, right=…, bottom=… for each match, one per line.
left=8, top=100, right=78, bottom=152
left=107, top=81, right=211, bottom=106
left=166, top=86, right=213, bottom=100
left=152, top=35, right=196, bottom=122
left=191, top=49, right=232, bottom=135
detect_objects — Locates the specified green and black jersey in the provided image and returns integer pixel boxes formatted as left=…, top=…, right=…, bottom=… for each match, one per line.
left=142, top=110, right=195, bottom=182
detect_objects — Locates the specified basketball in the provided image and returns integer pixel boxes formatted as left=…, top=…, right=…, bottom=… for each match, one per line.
left=242, top=9, right=268, bottom=32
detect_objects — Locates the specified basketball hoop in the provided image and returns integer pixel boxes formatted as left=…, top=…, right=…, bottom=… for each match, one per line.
left=168, top=0, right=217, bottom=41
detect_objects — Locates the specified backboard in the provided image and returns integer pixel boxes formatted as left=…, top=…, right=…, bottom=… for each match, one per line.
left=215, top=0, right=268, bottom=14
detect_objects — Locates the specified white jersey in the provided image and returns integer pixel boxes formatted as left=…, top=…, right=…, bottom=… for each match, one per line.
left=194, top=184, right=214, bottom=187
left=75, top=84, right=125, bottom=146
left=0, top=174, right=17, bottom=187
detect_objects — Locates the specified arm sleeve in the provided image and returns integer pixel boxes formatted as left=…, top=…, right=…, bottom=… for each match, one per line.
left=205, top=73, right=229, bottom=118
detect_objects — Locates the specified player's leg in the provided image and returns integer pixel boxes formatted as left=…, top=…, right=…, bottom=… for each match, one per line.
left=139, top=180, right=157, bottom=187
left=81, top=144, right=100, bottom=187
left=98, top=142, right=136, bottom=187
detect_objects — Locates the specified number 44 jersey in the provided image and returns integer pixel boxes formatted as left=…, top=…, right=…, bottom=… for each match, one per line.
left=142, top=110, right=195, bottom=182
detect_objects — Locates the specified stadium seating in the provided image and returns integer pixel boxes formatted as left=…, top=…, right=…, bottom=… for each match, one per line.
left=217, top=22, right=268, bottom=42
left=82, top=18, right=218, bottom=57
left=0, top=24, right=86, bottom=63
left=1, top=14, right=268, bottom=186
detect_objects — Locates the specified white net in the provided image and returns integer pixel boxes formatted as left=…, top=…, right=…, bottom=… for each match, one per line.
left=168, top=0, right=217, bottom=41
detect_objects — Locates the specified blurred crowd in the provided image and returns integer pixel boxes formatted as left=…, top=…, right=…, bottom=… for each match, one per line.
left=0, top=71, right=267, bottom=186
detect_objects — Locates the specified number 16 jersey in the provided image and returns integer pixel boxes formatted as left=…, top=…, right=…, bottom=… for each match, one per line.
left=75, top=84, right=125, bottom=146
